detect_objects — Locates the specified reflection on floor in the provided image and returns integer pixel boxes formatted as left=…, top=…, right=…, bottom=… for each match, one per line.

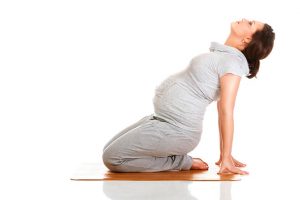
left=103, top=181, right=232, bottom=200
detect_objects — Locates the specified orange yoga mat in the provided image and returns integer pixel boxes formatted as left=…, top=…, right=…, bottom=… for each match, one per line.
left=70, top=163, right=242, bottom=181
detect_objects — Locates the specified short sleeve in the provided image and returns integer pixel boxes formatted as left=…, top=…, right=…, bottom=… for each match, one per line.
left=217, top=57, right=246, bottom=78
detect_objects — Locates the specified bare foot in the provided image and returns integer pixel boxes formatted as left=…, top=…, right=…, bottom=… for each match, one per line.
left=190, top=158, right=209, bottom=170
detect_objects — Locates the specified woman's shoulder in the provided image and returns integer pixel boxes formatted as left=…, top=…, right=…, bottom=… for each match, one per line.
left=188, top=50, right=249, bottom=76
left=218, top=53, right=250, bottom=76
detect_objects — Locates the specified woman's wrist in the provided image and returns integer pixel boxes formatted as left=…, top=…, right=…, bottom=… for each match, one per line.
left=221, top=153, right=232, bottom=160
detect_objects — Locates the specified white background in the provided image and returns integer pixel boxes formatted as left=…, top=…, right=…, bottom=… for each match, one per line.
left=1, top=0, right=300, bottom=199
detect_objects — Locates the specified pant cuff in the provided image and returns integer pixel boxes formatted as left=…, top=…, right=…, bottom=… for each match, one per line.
left=181, top=155, right=193, bottom=170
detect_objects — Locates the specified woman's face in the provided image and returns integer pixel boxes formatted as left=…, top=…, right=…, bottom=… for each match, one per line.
left=231, top=18, right=265, bottom=41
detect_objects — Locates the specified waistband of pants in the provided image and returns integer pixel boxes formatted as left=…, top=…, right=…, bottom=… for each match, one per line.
left=150, top=115, right=168, bottom=123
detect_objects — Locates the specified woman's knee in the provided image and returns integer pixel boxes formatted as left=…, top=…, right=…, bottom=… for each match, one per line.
left=102, top=150, right=127, bottom=172
left=102, top=148, right=119, bottom=167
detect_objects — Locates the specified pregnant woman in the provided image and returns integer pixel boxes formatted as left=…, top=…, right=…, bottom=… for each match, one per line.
left=102, top=18, right=275, bottom=175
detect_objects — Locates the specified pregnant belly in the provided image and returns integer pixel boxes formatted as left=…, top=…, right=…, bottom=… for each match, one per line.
left=153, top=82, right=209, bottom=132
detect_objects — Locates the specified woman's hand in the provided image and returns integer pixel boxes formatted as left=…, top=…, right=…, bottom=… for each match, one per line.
left=218, top=156, right=249, bottom=175
left=215, top=155, right=247, bottom=167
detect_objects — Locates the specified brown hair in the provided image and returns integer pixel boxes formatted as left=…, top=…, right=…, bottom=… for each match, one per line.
left=242, top=23, right=275, bottom=79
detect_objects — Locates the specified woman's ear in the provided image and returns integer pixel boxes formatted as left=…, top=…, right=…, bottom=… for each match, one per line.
left=242, top=36, right=252, bottom=44
left=239, top=36, right=252, bottom=50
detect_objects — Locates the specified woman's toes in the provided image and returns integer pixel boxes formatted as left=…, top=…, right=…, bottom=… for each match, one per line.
left=199, top=164, right=209, bottom=170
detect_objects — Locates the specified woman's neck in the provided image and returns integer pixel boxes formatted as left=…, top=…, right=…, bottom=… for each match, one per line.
left=224, top=35, right=239, bottom=50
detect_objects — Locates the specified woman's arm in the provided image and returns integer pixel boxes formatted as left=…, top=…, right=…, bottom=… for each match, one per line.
left=219, top=73, right=239, bottom=158
left=216, top=100, right=247, bottom=167
left=217, top=73, right=248, bottom=175
left=217, top=100, right=223, bottom=154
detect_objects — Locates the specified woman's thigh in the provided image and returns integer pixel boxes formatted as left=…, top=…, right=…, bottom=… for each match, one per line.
left=103, top=118, right=200, bottom=162
left=102, top=114, right=155, bottom=152
left=102, top=119, right=165, bottom=165
left=152, top=121, right=201, bottom=156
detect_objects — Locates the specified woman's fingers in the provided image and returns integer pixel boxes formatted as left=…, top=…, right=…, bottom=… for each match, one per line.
left=231, top=167, right=249, bottom=175
left=217, top=156, right=249, bottom=175
left=232, top=157, right=246, bottom=167
left=215, top=159, right=222, bottom=166
left=217, top=168, right=228, bottom=174
left=218, top=166, right=249, bottom=175
left=215, top=156, right=246, bottom=167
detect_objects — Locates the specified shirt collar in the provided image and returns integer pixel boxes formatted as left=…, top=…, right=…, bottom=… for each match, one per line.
left=209, top=41, right=248, bottom=64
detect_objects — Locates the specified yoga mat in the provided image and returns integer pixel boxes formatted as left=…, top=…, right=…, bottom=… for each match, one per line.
left=70, top=163, right=242, bottom=181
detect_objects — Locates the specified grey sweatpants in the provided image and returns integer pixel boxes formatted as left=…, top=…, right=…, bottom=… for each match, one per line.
left=102, top=114, right=201, bottom=172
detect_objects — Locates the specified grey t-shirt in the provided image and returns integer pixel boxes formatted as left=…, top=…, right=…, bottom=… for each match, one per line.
left=152, top=42, right=249, bottom=133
